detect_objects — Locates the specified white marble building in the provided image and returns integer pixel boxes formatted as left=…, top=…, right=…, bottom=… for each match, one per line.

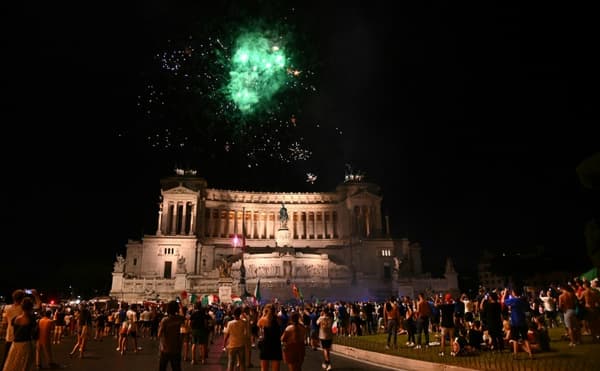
left=110, top=170, right=458, bottom=303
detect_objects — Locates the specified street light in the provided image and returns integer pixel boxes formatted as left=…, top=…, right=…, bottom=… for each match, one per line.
left=240, top=208, right=249, bottom=299
left=232, top=234, right=240, bottom=254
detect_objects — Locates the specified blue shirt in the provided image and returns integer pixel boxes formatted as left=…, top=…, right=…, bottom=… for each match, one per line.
left=504, top=296, right=528, bottom=327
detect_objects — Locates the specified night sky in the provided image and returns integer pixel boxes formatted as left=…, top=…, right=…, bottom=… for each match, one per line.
left=2, top=1, right=598, bottom=301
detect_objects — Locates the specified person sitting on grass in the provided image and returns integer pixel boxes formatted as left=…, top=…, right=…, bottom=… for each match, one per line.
left=528, top=315, right=551, bottom=353
left=451, top=328, right=478, bottom=356
left=468, top=320, right=484, bottom=351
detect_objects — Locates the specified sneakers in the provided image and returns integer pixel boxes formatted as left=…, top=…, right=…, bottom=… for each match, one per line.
left=415, top=345, right=421, bottom=349
left=322, top=362, right=327, bottom=369
left=385, top=345, right=390, bottom=350
left=438, top=351, right=445, bottom=356
left=326, top=364, right=333, bottom=371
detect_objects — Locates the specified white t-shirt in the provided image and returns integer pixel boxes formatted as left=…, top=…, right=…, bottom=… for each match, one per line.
left=3, top=304, right=22, bottom=342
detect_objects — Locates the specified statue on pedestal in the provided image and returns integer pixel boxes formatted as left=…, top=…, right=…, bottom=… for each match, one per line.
left=113, top=254, right=126, bottom=273
left=219, top=258, right=232, bottom=278
left=279, top=202, right=288, bottom=229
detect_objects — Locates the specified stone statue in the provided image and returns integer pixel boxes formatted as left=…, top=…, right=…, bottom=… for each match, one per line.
left=279, top=202, right=289, bottom=229
left=393, top=257, right=402, bottom=272
left=114, top=254, right=126, bottom=273
left=177, top=256, right=186, bottom=273
left=219, top=258, right=232, bottom=278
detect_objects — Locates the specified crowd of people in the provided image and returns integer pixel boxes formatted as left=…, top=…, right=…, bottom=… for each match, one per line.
left=1, top=276, right=599, bottom=370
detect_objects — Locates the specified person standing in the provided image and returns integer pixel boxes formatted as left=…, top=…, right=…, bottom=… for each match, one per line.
left=383, top=298, right=400, bottom=350
left=36, top=310, right=57, bottom=369
left=436, top=293, right=456, bottom=356
left=503, top=288, right=533, bottom=359
left=316, top=308, right=334, bottom=371
left=480, top=292, right=504, bottom=352
left=190, top=303, right=209, bottom=365
left=69, top=303, right=92, bottom=358
left=1, top=289, right=26, bottom=371
left=2, top=297, right=38, bottom=371
left=415, top=293, right=432, bottom=349
left=281, top=311, right=307, bottom=371
left=558, top=285, right=580, bottom=347
left=223, top=307, right=247, bottom=371
left=158, top=300, right=185, bottom=371
left=258, top=304, right=283, bottom=371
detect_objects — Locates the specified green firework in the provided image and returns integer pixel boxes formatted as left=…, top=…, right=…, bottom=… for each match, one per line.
left=225, top=29, right=289, bottom=114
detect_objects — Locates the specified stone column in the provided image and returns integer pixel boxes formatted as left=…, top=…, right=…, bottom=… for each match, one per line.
left=218, top=208, right=224, bottom=237
left=206, top=207, right=212, bottom=237
left=170, top=202, right=178, bottom=235
left=188, top=203, right=196, bottom=236
left=257, top=212, right=263, bottom=238
left=322, top=210, right=326, bottom=238
left=224, top=209, right=230, bottom=238
left=291, top=211, right=296, bottom=239
left=248, top=210, right=254, bottom=238
left=156, top=207, right=163, bottom=236
left=180, top=202, right=188, bottom=235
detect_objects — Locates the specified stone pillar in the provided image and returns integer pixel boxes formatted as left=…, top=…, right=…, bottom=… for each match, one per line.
left=174, top=272, right=187, bottom=292
left=322, top=211, right=326, bottom=238
left=188, top=203, right=196, bottom=236
left=205, top=207, right=211, bottom=237
left=180, top=202, right=188, bottom=235
left=224, top=209, right=230, bottom=238
left=156, top=208, right=163, bottom=236
left=249, top=210, right=255, bottom=238
left=110, top=272, right=124, bottom=294
left=291, top=211, right=296, bottom=239
left=233, top=210, right=239, bottom=236
left=170, top=202, right=178, bottom=235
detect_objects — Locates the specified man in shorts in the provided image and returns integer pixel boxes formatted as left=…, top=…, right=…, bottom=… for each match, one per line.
left=316, top=308, right=334, bottom=370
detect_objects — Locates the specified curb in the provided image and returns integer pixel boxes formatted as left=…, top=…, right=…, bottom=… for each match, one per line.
left=332, top=344, right=478, bottom=371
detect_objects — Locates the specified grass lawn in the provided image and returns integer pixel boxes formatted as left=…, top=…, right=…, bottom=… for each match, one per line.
left=334, top=327, right=599, bottom=370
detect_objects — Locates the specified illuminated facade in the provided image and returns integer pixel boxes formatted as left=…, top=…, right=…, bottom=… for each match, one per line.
left=110, top=171, right=458, bottom=303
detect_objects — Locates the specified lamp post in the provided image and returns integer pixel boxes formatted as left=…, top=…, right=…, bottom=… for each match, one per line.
left=232, top=234, right=240, bottom=255
left=240, top=207, right=247, bottom=298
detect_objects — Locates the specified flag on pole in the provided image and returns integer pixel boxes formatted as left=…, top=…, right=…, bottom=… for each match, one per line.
left=254, top=278, right=262, bottom=303
left=292, top=283, right=303, bottom=300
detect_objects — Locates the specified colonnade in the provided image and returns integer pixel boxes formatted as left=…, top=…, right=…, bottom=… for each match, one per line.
left=202, top=208, right=339, bottom=239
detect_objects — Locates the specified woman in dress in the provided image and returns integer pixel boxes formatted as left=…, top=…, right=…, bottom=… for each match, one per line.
left=281, top=312, right=306, bottom=371
left=257, top=304, right=282, bottom=371
left=3, top=297, right=38, bottom=371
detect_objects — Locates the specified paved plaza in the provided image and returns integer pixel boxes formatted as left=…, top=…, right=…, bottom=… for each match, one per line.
left=1, top=333, right=398, bottom=371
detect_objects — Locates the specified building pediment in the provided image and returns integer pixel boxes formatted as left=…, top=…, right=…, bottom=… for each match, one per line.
left=162, top=186, right=199, bottom=196
left=347, top=189, right=382, bottom=202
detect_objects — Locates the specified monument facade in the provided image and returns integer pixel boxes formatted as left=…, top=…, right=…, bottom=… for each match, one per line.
left=110, top=170, right=458, bottom=303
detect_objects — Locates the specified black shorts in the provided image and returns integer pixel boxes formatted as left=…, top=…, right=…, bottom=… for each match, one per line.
left=320, top=339, right=332, bottom=349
